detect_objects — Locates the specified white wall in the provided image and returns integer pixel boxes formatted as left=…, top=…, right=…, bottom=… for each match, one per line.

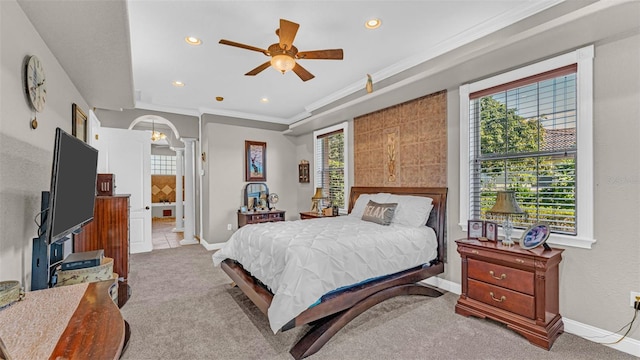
left=204, top=122, right=298, bottom=244
left=292, top=133, right=315, bottom=213
left=441, top=33, right=640, bottom=341
left=285, top=28, right=640, bottom=347
left=0, top=1, right=89, bottom=287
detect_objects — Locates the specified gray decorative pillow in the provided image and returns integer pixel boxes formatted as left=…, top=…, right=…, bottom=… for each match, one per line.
left=361, top=200, right=397, bottom=225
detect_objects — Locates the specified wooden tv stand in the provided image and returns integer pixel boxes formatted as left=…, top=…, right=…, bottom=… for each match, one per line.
left=0, top=281, right=125, bottom=359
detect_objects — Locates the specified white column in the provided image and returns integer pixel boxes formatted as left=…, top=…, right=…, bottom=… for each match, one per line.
left=172, top=147, right=184, bottom=232
left=180, top=138, right=198, bottom=245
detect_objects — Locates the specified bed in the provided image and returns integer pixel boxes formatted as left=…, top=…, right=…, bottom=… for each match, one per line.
left=212, top=186, right=447, bottom=359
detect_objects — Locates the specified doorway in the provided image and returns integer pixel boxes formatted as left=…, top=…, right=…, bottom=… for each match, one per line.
left=152, top=218, right=183, bottom=249
left=129, top=115, right=186, bottom=250
left=150, top=152, right=183, bottom=250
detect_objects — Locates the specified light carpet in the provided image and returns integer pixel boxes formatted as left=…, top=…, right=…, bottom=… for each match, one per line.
left=120, top=244, right=634, bottom=359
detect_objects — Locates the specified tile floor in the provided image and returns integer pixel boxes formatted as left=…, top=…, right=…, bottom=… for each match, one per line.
left=152, top=218, right=184, bottom=250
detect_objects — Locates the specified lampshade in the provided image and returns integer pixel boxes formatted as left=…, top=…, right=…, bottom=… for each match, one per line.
left=488, top=191, right=524, bottom=215
left=312, top=187, right=324, bottom=200
left=271, top=54, right=296, bottom=73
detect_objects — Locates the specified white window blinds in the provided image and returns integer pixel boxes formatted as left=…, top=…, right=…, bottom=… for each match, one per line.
left=314, top=123, right=347, bottom=211
left=469, top=64, right=577, bottom=234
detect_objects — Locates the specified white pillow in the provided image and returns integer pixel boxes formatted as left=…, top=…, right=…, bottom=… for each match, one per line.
left=349, top=193, right=391, bottom=218
left=388, top=194, right=434, bottom=227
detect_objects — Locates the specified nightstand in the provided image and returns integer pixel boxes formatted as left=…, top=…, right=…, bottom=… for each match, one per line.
left=455, top=239, right=564, bottom=350
left=299, top=211, right=338, bottom=220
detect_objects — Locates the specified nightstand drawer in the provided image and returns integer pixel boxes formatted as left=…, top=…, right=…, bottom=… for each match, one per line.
left=468, top=279, right=535, bottom=319
left=458, top=245, right=535, bottom=268
left=468, top=258, right=534, bottom=295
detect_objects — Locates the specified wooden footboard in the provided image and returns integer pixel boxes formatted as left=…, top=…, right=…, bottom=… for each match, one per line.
left=221, top=258, right=444, bottom=359
left=221, top=259, right=444, bottom=329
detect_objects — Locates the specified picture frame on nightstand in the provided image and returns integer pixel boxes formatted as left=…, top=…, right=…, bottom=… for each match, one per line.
left=520, top=223, right=552, bottom=250
left=484, top=221, right=498, bottom=242
left=467, top=220, right=484, bottom=239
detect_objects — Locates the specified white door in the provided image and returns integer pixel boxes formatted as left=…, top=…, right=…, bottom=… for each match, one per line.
left=94, top=127, right=152, bottom=253
left=87, top=110, right=101, bottom=148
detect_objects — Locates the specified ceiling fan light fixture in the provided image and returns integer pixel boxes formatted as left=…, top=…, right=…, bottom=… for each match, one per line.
left=365, top=18, right=382, bottom=29
left=271, top=54, right=296, bottom=73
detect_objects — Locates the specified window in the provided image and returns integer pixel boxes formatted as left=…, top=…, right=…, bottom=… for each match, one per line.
left=460, top=45, right=595, bottom=249
left=314, top=122, right=349, bottom=213
left=151, top=155, right=176, bottom=175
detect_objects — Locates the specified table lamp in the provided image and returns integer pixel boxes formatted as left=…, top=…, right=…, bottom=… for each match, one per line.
left=311, top=187, right=324, bottom=214
left=487, top=190, right=525, bottom=246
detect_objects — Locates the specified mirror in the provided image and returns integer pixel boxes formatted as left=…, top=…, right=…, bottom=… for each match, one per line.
left=244, top=183, right=269, bottom=211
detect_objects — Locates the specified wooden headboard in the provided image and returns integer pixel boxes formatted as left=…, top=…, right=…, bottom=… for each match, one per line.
left=348, top=187, right=448, bottom=264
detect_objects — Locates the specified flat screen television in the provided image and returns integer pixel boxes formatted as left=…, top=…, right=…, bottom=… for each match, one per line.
left=47, top=127, right=99, bottom=244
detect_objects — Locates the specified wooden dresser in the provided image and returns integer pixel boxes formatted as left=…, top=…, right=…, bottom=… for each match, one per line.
left=455, top=239, right=564, bottom=350
left=74, top=195, right=130, bottom=282
left=237, top=210, right=285, bottom=228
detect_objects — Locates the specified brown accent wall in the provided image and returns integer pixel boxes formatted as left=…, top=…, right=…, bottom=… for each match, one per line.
left=151, top=175, right=184, bottom=203
left=354, top=90, right=447, bottom=187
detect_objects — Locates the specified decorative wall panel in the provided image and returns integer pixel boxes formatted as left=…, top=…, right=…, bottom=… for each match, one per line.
left=151, top=175, right=184, bottom=203
left=354, top=90, right=447, bottom=187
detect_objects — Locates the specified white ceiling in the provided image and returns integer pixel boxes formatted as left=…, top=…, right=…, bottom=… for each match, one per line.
left=17, top=0, right=567, bottom=126
left=127, top=0, right=562, bottom=124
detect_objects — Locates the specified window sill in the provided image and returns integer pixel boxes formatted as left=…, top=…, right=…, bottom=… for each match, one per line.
left=458, top=222, right=596, bottom=249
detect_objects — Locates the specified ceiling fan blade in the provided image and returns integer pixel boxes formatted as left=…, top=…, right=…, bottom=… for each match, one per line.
left=245, top=61, right=272, bottom=76
left=297, top=49, right=344, bottom=60
left=278, top=19, right=299, bottom=50
left=219, top=39, right=268, bottom=55
left=292, top=63, right=315, bottom=82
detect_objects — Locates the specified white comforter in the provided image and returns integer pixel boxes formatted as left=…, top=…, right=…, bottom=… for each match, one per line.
left=212, top=216, right=438, bottom=333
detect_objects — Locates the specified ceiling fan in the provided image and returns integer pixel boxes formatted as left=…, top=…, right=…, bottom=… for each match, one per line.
left=219, top=19, right=343, bottom=82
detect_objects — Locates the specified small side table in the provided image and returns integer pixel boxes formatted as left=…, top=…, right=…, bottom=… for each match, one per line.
left=299, top=211, right=338, bottom=220
left=455, top=239, right=564, bottom=350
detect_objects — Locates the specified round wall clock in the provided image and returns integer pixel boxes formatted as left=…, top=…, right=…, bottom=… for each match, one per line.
left=25, top=55, right=47, bottom=112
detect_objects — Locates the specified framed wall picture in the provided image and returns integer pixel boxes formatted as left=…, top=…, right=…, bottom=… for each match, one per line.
left=484, top=221, right=498, bottom=242
left=71, top=103, right=87, bottom=142
left=467, top=220, right=484, bottom=240
left=298, top=162, right=309, bottom=183
left=245, top=140, right=266, bottom=181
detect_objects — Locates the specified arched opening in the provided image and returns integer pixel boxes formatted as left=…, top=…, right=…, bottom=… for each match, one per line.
left=129, top=115, right=186, bottom=249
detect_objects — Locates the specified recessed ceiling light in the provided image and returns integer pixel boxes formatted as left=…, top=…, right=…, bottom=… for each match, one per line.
left=260, top=97, right=269, bottom=103
left=185, top=36, right=202, bottom=46
left=365, top=18, right=381, bottom=30
left=215, top=96, right=224, bottom=102
left=172, top=81, right=185, bottom=87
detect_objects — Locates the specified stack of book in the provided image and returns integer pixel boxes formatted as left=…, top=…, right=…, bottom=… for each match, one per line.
left=61, top=249, right=104, bottom=270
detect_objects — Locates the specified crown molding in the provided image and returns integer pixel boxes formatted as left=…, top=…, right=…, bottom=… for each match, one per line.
left=135, top=101, right=201, bottom=117
left=303, top=0, right=564, bottom=115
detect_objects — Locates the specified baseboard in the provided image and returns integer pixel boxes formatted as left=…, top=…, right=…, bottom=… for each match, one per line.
left=198, top=237, right=225, bottom=251
left=563, top=317, right=640, bottom=357
left=130, top=243, right=152, bottom=254
left=430, top=278, right=639, bottom=358
left=420, top=275, right=461, bottom=295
